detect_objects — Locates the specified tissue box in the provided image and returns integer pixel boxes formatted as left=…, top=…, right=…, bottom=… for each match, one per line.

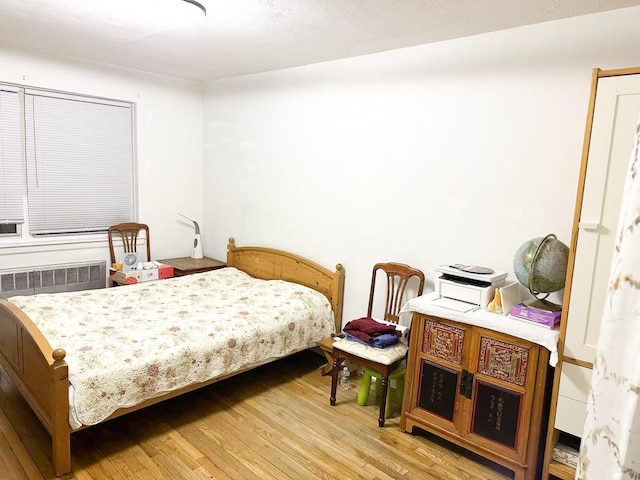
left=110, top=263, right=174, bottom=285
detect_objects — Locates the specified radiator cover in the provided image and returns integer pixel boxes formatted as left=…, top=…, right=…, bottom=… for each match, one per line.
left=0, top=261, right=106, bottom=299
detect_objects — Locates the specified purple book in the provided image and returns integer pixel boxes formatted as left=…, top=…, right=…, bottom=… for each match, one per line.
left=509, top=303, right=561, bottom=327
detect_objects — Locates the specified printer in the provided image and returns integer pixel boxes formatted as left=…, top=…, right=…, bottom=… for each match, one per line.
left=435, top=265, right=508, bottom=309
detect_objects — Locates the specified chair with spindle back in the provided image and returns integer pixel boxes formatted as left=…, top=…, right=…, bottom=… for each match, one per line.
left=108, top=223, right=151, bottom=285
left=329, top=262, right=424, bottom=426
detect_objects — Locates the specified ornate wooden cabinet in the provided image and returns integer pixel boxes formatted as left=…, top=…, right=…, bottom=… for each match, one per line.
left=401, top=313, right=550, bottom=480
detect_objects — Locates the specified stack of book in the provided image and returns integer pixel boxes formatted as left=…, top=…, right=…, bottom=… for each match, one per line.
left=509, top=303, right=561, bottom=328
left=552, top=442, right=579, bottom=468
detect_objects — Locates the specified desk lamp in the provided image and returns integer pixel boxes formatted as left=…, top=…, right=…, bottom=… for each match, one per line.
left=177, top=212, right=204, bottom=259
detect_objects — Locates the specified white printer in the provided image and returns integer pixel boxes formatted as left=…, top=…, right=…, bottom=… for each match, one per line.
left=435, top=265, right=508, bottom=309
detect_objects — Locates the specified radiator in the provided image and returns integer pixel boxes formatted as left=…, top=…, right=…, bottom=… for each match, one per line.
left=0, top=261, right=106, bottom=299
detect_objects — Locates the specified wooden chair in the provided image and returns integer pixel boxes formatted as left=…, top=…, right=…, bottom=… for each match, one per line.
left=108, top=222, right=151, bottom=267
left=329, top=262, right=424, bottom=427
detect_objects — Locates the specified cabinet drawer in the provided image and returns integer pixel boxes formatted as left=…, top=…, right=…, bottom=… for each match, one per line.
left=555, top=394, right=587, bottom=438
left=554, top=364, right=591, bottom=439
left=558, top=363, right=592, bottom=403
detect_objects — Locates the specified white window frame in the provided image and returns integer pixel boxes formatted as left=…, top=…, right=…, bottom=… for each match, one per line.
left=0, top=85, right=24, bottom=237
left=0, top=82, right=137, bottom=246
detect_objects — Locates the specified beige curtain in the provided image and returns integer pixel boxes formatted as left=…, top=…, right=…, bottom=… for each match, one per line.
left=577, top=118, right=640, bottom=479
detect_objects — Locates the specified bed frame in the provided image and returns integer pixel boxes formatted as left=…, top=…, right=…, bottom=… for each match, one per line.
left=0, top=237, right=344, bottom=476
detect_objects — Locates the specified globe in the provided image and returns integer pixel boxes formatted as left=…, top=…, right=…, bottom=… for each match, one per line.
left=513, top=234, right=569, bottom=299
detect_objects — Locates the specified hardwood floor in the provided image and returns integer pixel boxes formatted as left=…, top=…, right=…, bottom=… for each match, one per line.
left=0, top=350, right=513, bottom=480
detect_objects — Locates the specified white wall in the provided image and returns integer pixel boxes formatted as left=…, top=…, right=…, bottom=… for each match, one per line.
left=202, top=6, right=640, bottom=326
left=0, top=44, right=203, bottom=271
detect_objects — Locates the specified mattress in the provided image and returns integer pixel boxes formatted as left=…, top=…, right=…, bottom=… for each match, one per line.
left=8, top=267, right=334, bottom=427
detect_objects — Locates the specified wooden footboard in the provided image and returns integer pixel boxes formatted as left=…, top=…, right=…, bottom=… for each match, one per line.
left=227, top=237, right=345, bottom=332
left=0, top=300, right=71, bottom=475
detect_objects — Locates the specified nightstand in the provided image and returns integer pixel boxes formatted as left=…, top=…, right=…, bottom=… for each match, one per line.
left=158, top=256, right=226, bottom=276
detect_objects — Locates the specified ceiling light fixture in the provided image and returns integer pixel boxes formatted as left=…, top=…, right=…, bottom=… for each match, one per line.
left=182, top=0, right=206, bottom=16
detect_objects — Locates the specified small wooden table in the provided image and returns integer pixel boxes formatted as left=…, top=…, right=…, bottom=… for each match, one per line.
left=158, top=256, right=226, bottom=276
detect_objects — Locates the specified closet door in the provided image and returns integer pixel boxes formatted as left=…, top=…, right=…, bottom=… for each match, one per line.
left=564, top=73, right=640, bottom=364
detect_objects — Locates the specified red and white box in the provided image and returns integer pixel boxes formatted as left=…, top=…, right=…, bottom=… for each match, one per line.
left=157, top=264, right=174, bottom=279
left=109, top=262, right=174, bottom=285
left=141, top=268, right=159, bottom=282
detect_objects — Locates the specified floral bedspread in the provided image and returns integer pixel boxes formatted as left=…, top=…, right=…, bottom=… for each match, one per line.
left=8, top=267, right=334, bottom=426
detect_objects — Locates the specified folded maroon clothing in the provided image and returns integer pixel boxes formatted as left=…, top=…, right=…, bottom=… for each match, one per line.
left=343, top=317, right=400, bottom=343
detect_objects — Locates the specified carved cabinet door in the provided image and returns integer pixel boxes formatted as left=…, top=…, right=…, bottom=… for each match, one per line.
left=413, top=317, right=472, bottom=435
left=464, top=327, right=540, bottom=463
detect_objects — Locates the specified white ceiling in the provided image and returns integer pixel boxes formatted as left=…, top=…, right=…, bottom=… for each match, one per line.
left=0, top=0, right=638, bottom=83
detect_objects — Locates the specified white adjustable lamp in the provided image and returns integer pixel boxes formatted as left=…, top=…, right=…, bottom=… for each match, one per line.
left=177, top=212, right=204, bottom=259
left=181, top=0, right=206, bottom=15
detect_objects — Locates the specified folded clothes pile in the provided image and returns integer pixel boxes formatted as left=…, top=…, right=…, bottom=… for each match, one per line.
left=343, top=317, right=401, bottom=348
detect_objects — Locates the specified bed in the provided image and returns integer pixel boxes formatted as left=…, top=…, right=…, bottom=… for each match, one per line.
left=0, top=238, right=345, bottom=476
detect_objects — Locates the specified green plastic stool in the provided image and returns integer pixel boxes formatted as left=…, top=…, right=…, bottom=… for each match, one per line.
left=357, top=365, right=406, bottom=418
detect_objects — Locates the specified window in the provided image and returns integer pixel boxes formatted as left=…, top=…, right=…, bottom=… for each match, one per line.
left=0, top=84, right=135, bottom=239
left=0, top=87, right=23, bottom=232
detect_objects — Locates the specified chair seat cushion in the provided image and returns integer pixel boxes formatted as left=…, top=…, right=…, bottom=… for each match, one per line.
left=333, top=337, right=408, bottom=365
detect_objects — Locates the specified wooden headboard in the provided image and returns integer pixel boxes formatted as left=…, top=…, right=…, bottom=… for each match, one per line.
left=226, top=237, right=345, bottom=333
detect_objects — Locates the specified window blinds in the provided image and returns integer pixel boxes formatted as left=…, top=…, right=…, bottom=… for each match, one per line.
left=0, top=88, right=24, bottom=225
left=24, top=91, right=133, bottom=235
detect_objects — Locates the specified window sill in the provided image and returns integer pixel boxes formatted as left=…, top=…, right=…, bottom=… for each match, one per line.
left=0, top=234, right=108, bottom=255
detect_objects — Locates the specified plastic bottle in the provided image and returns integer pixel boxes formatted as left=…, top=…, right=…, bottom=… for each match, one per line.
left=340, top=366, right=351, bottom=391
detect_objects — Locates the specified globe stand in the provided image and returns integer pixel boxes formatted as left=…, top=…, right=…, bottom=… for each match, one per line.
left=514, top=232, right=569, bottom=314
left=524, top=297, right=562, bottom=312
